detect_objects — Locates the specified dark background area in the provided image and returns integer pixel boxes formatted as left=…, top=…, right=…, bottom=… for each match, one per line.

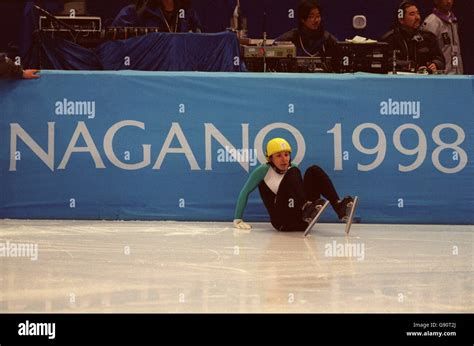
left=0, top=0, right=472, bottom=73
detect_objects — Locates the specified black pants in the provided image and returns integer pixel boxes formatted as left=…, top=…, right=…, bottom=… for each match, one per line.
left=258, top=165, right=340, bottom=232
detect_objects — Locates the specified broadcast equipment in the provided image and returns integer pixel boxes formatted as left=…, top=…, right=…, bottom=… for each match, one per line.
left=102, top=27, right=160, bottom=40
left=36, top=4, right=161, bottom=46
left=241, top=42, right=296, bottom=72
left=38, top=25, right=161, bottom=47
left=294, top=57, right=333, bottom=73
left=39, top=16, right=101, bottom=32
left=244, top=57, right=295, bottom=73
left=241, top=44, right=296, bottom=59
left=335, top=42, right=389, bottom=74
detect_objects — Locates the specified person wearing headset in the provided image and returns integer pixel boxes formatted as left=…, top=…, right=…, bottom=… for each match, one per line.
left=381, top=0, right=445, bottom=73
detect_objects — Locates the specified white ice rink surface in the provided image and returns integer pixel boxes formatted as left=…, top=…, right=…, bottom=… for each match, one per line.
left=0, top=219, right=472, bottom=313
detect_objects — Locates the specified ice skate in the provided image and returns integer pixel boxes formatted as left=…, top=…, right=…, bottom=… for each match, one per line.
left=335, top=196, right=359, bottom=234
left=303, top=199, right=330, bottom=237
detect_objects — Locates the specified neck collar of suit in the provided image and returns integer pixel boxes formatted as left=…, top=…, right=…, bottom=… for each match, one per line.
left=399, top=26, right=419, bottom=38
left=433, top=8, right=457, bottom=23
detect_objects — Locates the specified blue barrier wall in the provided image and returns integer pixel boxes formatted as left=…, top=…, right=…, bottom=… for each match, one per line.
left=0, top=71, right=473, bottom=224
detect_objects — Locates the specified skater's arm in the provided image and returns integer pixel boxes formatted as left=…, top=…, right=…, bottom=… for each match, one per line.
left=234, top=164, right=269, bottom=221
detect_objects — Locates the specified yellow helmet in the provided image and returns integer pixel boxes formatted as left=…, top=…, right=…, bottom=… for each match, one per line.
left=266, top=138, right=292, bottom=159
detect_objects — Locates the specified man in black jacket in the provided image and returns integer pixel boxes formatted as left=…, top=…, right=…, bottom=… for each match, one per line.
left=0, top=54, right=40, bottom=79
left=381, top=0, right=445, bottom=73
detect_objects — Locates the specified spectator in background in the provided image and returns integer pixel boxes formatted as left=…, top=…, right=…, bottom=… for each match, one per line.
left=0, top=53, right=40, bottom=79
left=381, top=0, right=445, bottom=73
left=422, top=0, right=463, bottom=74
left=112, top=0, right=201, bottom=32
left=275, top=0, right=338, bottom=58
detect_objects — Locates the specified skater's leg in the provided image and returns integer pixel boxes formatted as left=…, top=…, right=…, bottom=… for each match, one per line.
left=269, top=167, right=308, bottom=232
left=303, top=165, right=356, bottom=220
left=258, top=174, right=307, bottom=232
left=275, top=167, right=306, bottom=210
left=303, top=165, right=340, bottom=205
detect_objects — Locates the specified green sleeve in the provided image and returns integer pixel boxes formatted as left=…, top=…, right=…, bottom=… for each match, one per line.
left=234, top=164, right=270, bottom=220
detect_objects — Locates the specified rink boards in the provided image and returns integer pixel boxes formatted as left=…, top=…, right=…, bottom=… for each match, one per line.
left=0, top=71, right=473, bottom=224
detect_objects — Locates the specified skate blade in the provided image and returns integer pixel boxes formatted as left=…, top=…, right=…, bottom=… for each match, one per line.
left=304, top=204, right=323, bottom=223
left=344, top=196, right=359, bottom=235
left=303, top=201, right=330, bottom=237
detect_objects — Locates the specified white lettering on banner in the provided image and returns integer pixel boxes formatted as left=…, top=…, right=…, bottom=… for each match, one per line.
left=352, top=123, right=387, bottom=171
left=393, top=124, right=427, bottom=172
left=18, top=320, right=55, bottom=339
left=329, top=123, right=467, bottom=174
left=10, top=122, right=55, bottom=171
left=380, top=99, right=421, bottom=119
left=153, top=122, right=200, bottom=170
left=55, top=98, right=96, bottom=119
left=7, top=121, right=467, bottom=174
left=104, top=120, right=151, bottom=170
left=206, top=122, right=304, bottom=172
left=58, top=121, right=106, bottom=169
left=432, top=124, right=467, bottom=174
left=205, top=123, right=250, bottom=172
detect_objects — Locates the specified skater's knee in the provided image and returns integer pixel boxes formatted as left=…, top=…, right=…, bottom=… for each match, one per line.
left=287, top=166, right=301, bottom=176
left=305, top=165, right=328, bottom=178
left=282, top=166, right=303, bottom=183
left=307, top=165, right=323, bottom=173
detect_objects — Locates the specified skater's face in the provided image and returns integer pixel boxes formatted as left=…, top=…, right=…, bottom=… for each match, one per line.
left=270, top=151, right=291, bottom=171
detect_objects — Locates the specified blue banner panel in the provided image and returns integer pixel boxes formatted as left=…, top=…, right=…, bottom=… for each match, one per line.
left=0, top=71, right=473, bottom=224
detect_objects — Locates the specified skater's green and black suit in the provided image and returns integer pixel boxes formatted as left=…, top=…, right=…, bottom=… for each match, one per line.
left=234, top=164, right=341, bottom=232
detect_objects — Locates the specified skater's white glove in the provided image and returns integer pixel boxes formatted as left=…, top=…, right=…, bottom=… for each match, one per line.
left=233, top=219, right=251, bottom=230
